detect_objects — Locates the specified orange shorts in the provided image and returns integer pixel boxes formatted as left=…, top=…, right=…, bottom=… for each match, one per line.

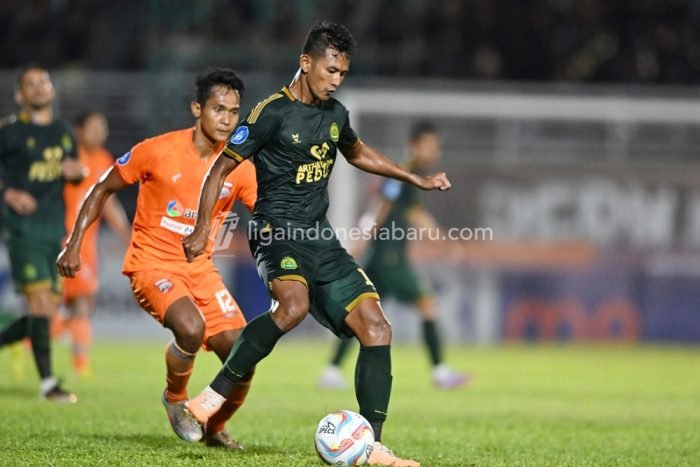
left=127, top=267, right=247, bottom=351
left=63, top=256, right=98, bottom=301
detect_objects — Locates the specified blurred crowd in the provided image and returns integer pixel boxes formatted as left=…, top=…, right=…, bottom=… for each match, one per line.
left=1, top=0, right=699, bottom=84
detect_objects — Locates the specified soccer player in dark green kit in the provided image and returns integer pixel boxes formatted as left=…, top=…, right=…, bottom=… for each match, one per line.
left=318, top=121, right=470, bottom=390
left=183, top=22, right=450, bottom=466
left=0, top=64, right=83, bottom=402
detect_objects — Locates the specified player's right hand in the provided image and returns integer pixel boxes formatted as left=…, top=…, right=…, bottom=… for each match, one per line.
left=182, top=227, right=208, bottom=263
left=56, top=245, right=81, bottom=278
left=4, top=188, right=37, bottom=215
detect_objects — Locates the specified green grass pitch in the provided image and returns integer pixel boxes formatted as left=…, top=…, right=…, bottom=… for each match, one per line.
left=1, top=341, right=699, bottom=466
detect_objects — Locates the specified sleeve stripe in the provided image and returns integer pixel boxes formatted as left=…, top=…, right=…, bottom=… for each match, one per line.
left=248, top=93, right=284, bottom=124
left=223, top=147, right=246, bottom=162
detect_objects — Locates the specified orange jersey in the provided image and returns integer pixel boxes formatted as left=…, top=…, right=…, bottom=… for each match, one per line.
left=64, top=146, right=114, bottom=247
left=115, top=128, right=257, bottom=275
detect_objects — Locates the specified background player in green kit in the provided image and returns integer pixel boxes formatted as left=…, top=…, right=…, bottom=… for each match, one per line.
left=0, top=64, right=83, bottom=402
left=318, top=120, right=470, bottom=390
left=182, top=21, right=451, bottom=466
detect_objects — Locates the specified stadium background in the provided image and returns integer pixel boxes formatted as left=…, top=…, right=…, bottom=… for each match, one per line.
left=1, top=0, right=700, bottom=344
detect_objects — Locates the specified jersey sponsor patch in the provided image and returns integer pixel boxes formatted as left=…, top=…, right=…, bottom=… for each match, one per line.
left=230, top=126, right=249, bottom=145
left=382, top=180, right=402, bottom=200
left=160, top=216, right=194, bottom=235
left=166, top=200, right=183, bottom=217
left=117, top=151, right=132, bottom=166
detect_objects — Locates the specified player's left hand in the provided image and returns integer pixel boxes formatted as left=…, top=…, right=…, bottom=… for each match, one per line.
left=417, top=172, right=451, bottom=191
left=182, top=227, right=208, bottom=263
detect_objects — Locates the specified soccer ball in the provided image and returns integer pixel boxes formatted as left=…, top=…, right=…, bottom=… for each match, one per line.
left=314, top=409, right=375, bottom=465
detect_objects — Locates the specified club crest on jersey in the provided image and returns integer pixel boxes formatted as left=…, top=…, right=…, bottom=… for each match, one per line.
left=155, top=278, right=174, bottom=293
left=117, top=151, right=131, bottom=166
left=61, top=134, right=73, bottom=152
left=330, top=122, right=339, bottom=142
left=280, top=257, right=298, bottom=270
left=230, top=126, right=249, bottom=145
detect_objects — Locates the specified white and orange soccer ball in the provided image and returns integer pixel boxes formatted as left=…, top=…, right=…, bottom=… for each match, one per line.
left=314, top=409, right=375, bottom=465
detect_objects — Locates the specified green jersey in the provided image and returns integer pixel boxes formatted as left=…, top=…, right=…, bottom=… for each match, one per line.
left=0, top=112, right=77, bottom=240
left=222, top=87, right=360, bottom=229
left=372, top=177, right=421, bottom=257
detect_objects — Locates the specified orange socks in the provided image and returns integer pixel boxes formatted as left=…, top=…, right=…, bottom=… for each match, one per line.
left=164, top=340, right=196, bottom=403
left=206, top=370, right=254, bottom=435
left=71, top=316, right=92, bottom=374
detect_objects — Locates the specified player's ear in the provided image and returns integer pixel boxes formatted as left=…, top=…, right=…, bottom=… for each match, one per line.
left=191, top=101, right=201, bottom=118
left=300, top=54, right=311, bottom=74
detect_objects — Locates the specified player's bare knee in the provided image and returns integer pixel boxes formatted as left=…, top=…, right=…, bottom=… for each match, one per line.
left=363, top=317, right=392, bottom=345
left=275, top=296, right=309, bottom=330
left=171, top=316, right=205, bottom=353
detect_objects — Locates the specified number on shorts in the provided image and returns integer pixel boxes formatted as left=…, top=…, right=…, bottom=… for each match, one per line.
left=215, top=289, right=237, bottom=314
left=357, top=268, right=374, bottom=287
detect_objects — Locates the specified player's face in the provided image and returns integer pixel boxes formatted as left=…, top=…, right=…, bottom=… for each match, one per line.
left=196, top=85, right=241, bottom=143
left=17, top=68, right=55, bottom=110
left=304, top=48, right=350, bottom=101
left=78, top=114, right=109, bottom=149
left=411, top=133, right=442, bottom=169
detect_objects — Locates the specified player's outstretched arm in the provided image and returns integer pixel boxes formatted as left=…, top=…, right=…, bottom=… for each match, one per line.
left=56, top=167, right=130, bottom=278
left=182, top=153, right=239, bottom=262
left=342, top=142, right=451, bottom=191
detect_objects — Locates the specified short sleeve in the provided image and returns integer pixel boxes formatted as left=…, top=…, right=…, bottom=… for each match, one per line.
left=381, top=179, right=403, bottom=201
left=222, top=104, right=279, bottom=163
left=337, top=110, right=360, bottom=151
left=114, top=143, right=149, bottom=185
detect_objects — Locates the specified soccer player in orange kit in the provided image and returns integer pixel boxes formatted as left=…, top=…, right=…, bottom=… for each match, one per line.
left=55, top=111, right=130, bottom=377
left=56, top=68, right=257, bottom=449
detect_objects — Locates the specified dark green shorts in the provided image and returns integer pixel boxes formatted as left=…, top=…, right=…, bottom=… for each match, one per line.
left=249, top=222, right=379, bottom=337
left=5, top=233, right=62, bottom=294
left=366, top=253, right=429, bottom=304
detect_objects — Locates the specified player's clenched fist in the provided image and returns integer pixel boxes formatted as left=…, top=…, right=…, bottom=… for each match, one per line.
left=56, top=244, right=81, bottom=278
left=182, top=227, right=208, bottom=263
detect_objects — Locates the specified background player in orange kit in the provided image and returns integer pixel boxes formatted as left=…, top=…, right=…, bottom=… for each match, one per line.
left=54, top=111, right=130, bottom=377
left=56, top=68, right=257, bottom=448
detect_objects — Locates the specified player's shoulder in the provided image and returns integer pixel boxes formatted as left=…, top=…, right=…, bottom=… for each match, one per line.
left=52, top=117, right=74, bottom=134
left=133, top=128, right=189, bottom=154
left=245, top=88, right=292, bottom=124
left=0, top=113, right=18, bottom=130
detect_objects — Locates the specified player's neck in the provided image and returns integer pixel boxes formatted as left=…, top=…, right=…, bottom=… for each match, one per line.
left=22, top=106, right=53, bottom=125
left=288, top=73, right=320, bottom=106
left=192, top=125, right=219, bottom=160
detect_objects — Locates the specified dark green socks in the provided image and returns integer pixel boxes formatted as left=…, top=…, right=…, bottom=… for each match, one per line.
left=211, top=312, right=284, bottom=396
left=0, top=315, right=29, bottom=346
left=330, top=336, right=353, bottom=366
left=422, top=319, right=442, bottom=366
left=355, top=345, right=392, bottom=442
left=28, top=316, right=52, bottom=379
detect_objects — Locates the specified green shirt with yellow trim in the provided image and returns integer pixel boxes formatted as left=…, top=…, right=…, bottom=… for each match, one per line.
left=0, top=112, right=77, bottom=240
left=367, top=177, right=421, bottom=266
left=223, top=87, right=360, bottom=229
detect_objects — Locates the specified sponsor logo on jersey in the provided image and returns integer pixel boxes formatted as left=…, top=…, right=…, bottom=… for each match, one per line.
left=330, top=122, right=339, bottom=142
left=155, top=278, right=174, bottom=293
left=166, top=200, right=182, bottom=217
left=61, top=134, right=73, bottom=152
left=160, top=216, right=194, bottom=235
left=230, top=126, right=249, bottom=145
left=310, top=142, right=330, bottom=161
left=296, top=158, right=334, bottom=184
left=280, top=257, right=298, bottom=270
left=291, top=133, right=301, bottom=144
left=117, top=151, right=131, bottom=166
left=26, top=137, right=36, bottom=149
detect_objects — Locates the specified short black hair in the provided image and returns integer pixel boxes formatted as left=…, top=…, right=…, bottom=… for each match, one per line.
left=302, top=20, right=356, bottom=58
left=15, top=62, right=48, bottom=88
left=410, top=120, right=437, bottom=142
left=195, top=67, right=245, bottom=106
left=74, top=111, right=104, bottom=128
